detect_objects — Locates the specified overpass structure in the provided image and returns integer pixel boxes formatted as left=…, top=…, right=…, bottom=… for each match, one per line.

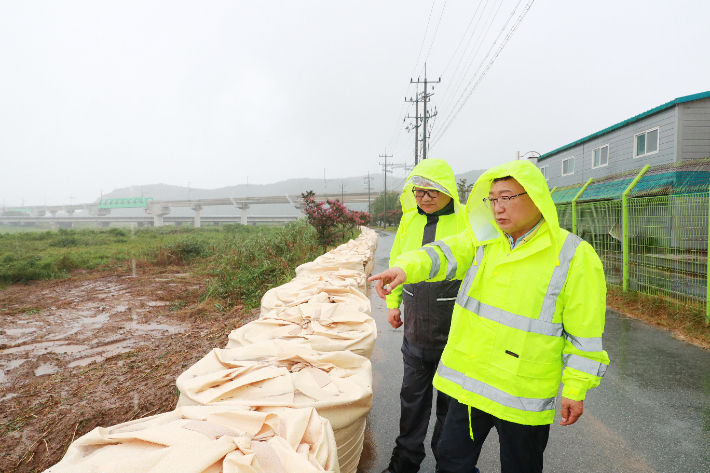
left=0, top=192, right=371, bottom=228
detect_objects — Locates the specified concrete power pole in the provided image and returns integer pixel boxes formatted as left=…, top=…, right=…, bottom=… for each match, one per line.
left=379, top=151, right=393, bottom=228
left=410, top=63, right=440, bottom=160
left=363, top=172, right=374, bottom=212
left=405, top=86, right=422, bottom=165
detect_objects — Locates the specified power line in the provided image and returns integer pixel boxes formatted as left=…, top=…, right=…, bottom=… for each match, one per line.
left=434, top=0, right=506, bottom=129
left=430, top=0, right=534, bottom=149
left=385, top=0, right=438, bottom=152
left=423, top=0, right=449, bottom=65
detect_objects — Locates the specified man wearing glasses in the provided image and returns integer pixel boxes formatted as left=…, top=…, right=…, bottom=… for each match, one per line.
left=381, top=159, right=467, bottom=473
left=371, top=160, right=609, bottom=473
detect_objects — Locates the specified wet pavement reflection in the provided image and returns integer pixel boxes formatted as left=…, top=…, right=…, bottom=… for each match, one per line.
left=358, top=230, right=710, bottom=473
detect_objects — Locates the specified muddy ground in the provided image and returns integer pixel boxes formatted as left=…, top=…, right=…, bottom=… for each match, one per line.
left=0, top=268, right=257, bottom=473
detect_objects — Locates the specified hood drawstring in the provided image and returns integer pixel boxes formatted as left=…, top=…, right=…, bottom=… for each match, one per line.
left=468, top=405, right=474, bottom=441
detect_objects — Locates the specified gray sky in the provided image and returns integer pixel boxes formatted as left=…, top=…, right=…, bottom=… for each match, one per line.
left=1, top=0, right=709, bottom=206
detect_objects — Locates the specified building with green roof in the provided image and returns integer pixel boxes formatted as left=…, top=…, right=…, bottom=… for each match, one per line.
left=535, top=91, right=710, bottom=193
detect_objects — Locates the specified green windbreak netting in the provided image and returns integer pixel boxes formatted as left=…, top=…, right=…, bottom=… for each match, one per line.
left=551, top=157, right=710, bottom=204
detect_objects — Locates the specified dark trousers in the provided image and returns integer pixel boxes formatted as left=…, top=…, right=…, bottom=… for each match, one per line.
left=393, top=337, right=451, bottom=468
left=437, top=399, right=550, bottom=473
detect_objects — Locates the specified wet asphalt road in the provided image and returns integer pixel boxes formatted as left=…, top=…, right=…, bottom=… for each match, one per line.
left=357, top=230, right=710, bottom=473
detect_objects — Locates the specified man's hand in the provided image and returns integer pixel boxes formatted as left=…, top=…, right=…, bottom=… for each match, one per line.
left=559, top=397, right=583, bottom=426
left=388, top=308, right=403, bottom=329
left=368, top=267, right=407, bottom=300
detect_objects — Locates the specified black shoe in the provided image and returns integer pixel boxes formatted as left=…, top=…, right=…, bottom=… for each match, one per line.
left=381, top=453, right=420, bottom=473
left=435, top=465, right=480, bottom=473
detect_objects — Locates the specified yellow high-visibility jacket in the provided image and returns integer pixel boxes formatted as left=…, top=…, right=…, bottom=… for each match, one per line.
left=386, top=158, right=467, bottom=349
left=392, top=160, right=610, bottom=425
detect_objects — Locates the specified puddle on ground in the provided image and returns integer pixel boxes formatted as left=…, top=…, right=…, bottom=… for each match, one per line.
left=4, top=359, right=28, bottom=370
left=68, top=340, right=135, bottom=367
left=1, top=341, right=66, bottom=356
left=35, top=363, right=59, bottom=376
left=53, top=344, right=89, bottom=354
left=131, top=322, right=184, bottom=333
left=4, top=327, right=39, bottom=336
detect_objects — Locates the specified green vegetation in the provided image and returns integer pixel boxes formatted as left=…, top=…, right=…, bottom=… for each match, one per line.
left=0, top=221, right=340, bottom=310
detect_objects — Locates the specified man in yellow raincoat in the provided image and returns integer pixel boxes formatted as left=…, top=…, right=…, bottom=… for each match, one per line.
left=382, top=159, right=467, bottom=473
left=370, top=160, right=609, bottom=473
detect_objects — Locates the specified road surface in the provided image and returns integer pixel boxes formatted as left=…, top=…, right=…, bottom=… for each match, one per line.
left=357, top=230, right=710, bottom=473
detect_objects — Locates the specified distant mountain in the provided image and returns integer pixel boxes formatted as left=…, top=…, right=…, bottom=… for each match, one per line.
left=96, top=168, right=486, bottom=217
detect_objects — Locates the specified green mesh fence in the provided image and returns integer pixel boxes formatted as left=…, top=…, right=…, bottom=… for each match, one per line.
left=627, top=195, right=707, bottom=306
left=555, top=193, right=708, bottom=315
left=575, top=200, right=623, bottom=287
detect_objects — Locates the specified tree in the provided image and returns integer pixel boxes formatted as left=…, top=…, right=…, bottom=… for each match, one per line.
left=457, top=179, right=474, bottom=204
left=368, top=191, right=402, bottom=227
left=301, top=191, right=372, bottom=249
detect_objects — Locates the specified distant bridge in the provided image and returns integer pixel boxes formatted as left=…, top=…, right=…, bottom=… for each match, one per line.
left=0, top=215, right=299, bottom=229
left=1, top=192, right=371, bottom=227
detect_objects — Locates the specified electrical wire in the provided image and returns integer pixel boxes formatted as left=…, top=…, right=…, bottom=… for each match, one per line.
left=423, top=0, right=448, bottom=66
left=429, top=0, right=534, bottom=149
left=386, top=0, right=438, bottom=152
left=433, top=0, right=505, bottom=131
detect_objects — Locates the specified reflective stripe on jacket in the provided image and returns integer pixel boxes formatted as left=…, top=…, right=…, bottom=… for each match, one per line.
left=392, top=160, right=610, bottom=426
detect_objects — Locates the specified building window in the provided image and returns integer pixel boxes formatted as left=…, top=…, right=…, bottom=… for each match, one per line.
left=634, top=127, right=659, bottom=158
left=540, top=165, right=548, bottom=180
left=562, top=157, right=575, bottom=176
left=592, top=144, right=609, bottom=168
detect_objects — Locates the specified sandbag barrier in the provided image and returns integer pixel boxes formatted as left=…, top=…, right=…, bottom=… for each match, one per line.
left=46, top=227, right=377, bottom=473
left=46, top=406, right=339, bottom=473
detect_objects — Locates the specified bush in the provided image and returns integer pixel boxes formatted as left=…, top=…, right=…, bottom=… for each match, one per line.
left=300, top=191, right=371, bottom=249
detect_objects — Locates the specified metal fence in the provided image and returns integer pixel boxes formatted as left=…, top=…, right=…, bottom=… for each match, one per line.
left=555, top=193, right=709, bottom=320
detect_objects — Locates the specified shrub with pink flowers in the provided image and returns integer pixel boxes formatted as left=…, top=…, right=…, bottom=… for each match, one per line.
left=301, top=191, right=372, bottom=249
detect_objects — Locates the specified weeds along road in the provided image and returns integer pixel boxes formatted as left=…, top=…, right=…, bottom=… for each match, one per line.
left=360, top=231, right=710, bottom=473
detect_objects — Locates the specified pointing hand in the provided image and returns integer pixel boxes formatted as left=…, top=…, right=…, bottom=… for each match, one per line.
left=368, top=267, right=407, bottom=300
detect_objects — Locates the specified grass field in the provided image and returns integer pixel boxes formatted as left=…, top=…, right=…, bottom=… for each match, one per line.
left=0, top=221, right=336, bottom=310
left=0, top=221, right=359, bottom=472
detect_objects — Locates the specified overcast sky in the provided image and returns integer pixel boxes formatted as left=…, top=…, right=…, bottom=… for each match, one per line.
left=1, top=0, right=709, bottom=206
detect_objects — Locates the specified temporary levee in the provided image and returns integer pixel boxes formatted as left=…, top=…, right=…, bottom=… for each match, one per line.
left=49, top=227, right=379, bottom=473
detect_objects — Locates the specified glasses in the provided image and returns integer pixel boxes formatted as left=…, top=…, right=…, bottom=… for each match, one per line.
left=482, top=192, right=527, bottom=209
left=412, top=189, right=440, bottom=199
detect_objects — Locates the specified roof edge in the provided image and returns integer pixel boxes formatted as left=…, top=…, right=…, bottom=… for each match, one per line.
left=538, top=90, right=710, bottom=162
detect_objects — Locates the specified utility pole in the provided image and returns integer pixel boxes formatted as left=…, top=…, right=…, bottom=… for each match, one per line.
left=339, top=180, right=346, bottom=203
left=363, top=172, right=374, bottom=212
left=410, top=63, right=440, bottom=160
left=405, top=85, right=422, bottom=165
left=379, top=150, right=393, bottom=228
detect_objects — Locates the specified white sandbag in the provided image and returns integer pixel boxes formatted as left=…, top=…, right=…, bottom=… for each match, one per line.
left=295, top=254, right=367, bottom=277
left=176, top=340, right=372, bottom=473
left=227, top=303, right=376, bottom=358
left=293, top=268, right=367, bottom=293
left=261, top=283, right=371, bottom=317
left=45, top=405, right=339, bottom=473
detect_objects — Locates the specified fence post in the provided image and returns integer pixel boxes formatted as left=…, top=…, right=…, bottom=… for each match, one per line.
left=572, top=178, right=594, bottom=235
left=622, top=165, right=650, bottom=293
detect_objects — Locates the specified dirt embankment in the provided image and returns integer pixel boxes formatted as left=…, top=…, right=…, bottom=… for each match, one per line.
left=0, top=269, right=257, bottom=473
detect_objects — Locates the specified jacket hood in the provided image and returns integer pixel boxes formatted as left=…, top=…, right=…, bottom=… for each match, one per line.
left=399, top=159, right=465, bottom=234
left=465, top=160, right=559, bottom=250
